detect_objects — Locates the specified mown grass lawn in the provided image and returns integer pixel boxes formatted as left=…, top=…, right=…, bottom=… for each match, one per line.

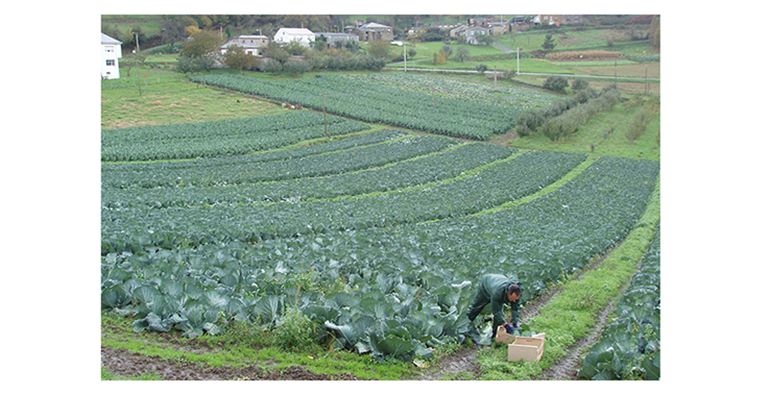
left=101, top=68, right=285, bottom=129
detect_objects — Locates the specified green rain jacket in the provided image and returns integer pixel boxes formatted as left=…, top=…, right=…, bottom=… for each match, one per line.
left=479, top=274, right=521, bottom=333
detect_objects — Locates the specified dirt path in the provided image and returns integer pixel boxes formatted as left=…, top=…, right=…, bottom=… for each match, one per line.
left=417, top=242, right=629, bottom=381
left=101, top=346, right=367, bottom=380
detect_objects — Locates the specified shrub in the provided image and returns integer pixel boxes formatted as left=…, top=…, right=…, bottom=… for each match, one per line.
left=272, top=308, right=315, bottom=351
left=543, top=76, right=569, bottom=93
left=175, top=55, right=215, bottom=73
left=283, top=59, right=312, bottom=76
left=515, top=111, right=545, bottom=137
left=259, top=58, right=283, bottom=74
left=571, top=78, right=590, bottom=92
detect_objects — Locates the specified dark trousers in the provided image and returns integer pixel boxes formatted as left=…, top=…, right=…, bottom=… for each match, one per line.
left=466, top=287, right=491, bottom=323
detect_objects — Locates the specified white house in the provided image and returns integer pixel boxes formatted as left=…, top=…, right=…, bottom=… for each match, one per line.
left=462, top=26, right=491, bottom=45
left=273, top=28, right=315, bottom=47
left=101, top=33, right=122, bottom=79
left=220, top=35, right=269, bottom=55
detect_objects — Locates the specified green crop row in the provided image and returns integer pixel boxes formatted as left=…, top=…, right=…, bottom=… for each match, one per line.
left=101, top=150, right=587, bottom=252
left=102, top=155, right=659, bottom=361
left=189, top=73, right=523, bottom=141
left=102, top=133, right=459, bottom=189
left=101, top=111, right=370, bottom=162
left=102, top=142, right=516, bottom=210
left=578, top=222, right=661, bottom=380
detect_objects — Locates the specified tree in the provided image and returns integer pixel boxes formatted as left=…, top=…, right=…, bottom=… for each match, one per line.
left=180, top=29, right=223, bottom=58
left=158, top=16, right=188, bottom=44
left=223, top=45, right=254, bottom=73
left=542, top=33, right=556, bottom=52
left=476, top=64, right=488, bottom=74
left=281, top=15, right=308, bottom=28
left=441, top=44, right=453, bottom=59
left=261, top=41, right=290, bottom=63
left=283, top=40, right=308, bottom=57
left=649, top=16, right=661, bottom=48
left=454, top=47, right=470, bottom=63
left=407, top=48, right=417, bottom=59
left=367, top=40, right=392, bottom=59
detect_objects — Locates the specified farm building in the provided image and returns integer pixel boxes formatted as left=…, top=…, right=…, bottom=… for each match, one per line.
left=273, top=27, right=315, bottom=47
left=461, top=26, right=491, bottom=45
left=101, top=33, right=122, bottom=79
left=533, top=15, right=584, bottom=26
left=352, top=22, right=393, bottom=42
left=220, top=35, right=269, bottom=55
left=314, top=32, right=359, bottom=50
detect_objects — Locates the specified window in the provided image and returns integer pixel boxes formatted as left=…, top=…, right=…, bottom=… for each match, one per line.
left=106, top=59, right=115, bottom=66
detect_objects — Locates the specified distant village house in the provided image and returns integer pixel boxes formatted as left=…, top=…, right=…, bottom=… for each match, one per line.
left=273, top=27, right=315, bottom=47
left=314, top=32, right=359, bottom=50
left=352, top=22, right=393, bottom=43
left=220, top=35, right=269, bottom=55
left=101, top=33, right=122, bottom=79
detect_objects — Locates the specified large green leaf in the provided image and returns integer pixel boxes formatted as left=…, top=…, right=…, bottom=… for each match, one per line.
left=324, top=321, right=361, bottom=349
left=253, top=295, right=284, bottom=325
left=376, top=335, right=413, bottom=359
left=101, top=284, right=129, bottom=309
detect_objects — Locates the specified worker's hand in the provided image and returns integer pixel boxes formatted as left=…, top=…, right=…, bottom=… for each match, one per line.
left=503, top=323, right=515, bottom=334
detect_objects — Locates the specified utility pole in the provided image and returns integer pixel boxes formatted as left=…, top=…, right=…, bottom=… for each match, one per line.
left=403, top=42, right=407, bottom=72
left=516, top=47, right=520, bottom=75
left=134, top=31, right=142, bottom=97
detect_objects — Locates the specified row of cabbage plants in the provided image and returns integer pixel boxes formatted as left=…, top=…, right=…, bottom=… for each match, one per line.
left=102, top=142, right=515, bottom=210
left=341, top=73, right=558, bottom=109
left=578, top=222, right=661, bottom=380
left=101, top=150, right=588, bottom=253
left=188, top=73, right=520, bottom=141
left=101, top=111, right=370, bottom=162
left=101, top=155, right=659, bottom=361
left=102, top=133, right=458, bottom=189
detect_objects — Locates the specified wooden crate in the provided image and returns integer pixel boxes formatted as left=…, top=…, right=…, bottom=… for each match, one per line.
left=494, top=325, right=517, bottom=344
left=507, top=333, right=545, bottom=362
left=494, top=326, right=546, bottom=362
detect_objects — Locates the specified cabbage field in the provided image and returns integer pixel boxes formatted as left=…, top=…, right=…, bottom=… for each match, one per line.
left=101, top=106, right=660, bottom=365
left=188, top=73, right=559, bottom=141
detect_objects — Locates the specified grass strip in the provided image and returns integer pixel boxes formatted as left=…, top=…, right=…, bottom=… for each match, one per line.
left=101, top=313, right=415, bottom=380
left=475, top=175, right=660, bottom=380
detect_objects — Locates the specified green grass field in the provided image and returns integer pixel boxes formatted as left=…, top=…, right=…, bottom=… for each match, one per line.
left=508, top=97, right=660, bottom=161
left=101, top=68, right=285, bottom=129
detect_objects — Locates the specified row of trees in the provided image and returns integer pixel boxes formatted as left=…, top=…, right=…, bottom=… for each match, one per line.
left=516, top=82, right=621, bottom=141
left=175, top=28, right=389, bottom=75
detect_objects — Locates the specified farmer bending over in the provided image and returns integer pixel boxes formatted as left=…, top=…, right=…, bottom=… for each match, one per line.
left=466, top=274, right=522, bottom=340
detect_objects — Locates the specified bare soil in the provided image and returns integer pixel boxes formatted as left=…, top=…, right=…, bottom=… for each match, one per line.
left=101, top=346, right=366, bottom=381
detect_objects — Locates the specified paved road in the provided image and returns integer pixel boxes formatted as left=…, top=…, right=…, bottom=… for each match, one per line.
left=492, top=41, right=515, bottom=53
left=383, top=66, right=660, bottom=82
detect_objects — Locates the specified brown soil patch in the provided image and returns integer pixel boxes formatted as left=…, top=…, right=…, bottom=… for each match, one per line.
left=101, top=346, right=367, bottom=381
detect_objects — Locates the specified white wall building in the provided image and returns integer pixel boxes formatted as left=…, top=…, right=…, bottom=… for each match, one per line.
left=273, top=27, right=315, bottom=47
left=101, top=33, right=122, bottom=79
left=220, top=35, right=269, bottom=55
